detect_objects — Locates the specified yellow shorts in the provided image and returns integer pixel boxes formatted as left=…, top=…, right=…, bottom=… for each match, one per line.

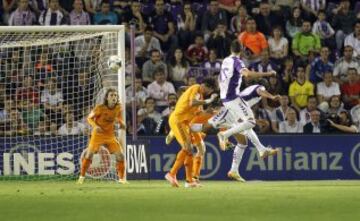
left=88, top=135, right=123, bottom=154
left=169, top=114, right=192, bottom=148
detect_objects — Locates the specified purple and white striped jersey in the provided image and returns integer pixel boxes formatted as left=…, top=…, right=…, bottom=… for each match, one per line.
left=218, top=55, right=247, bottom=102
left=239, top=84, right=265, bottom=107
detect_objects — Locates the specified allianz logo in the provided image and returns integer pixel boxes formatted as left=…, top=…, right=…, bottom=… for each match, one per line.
left=150, top=142, right=360, bottom=178
left=245, top=147, right=343, bottom=171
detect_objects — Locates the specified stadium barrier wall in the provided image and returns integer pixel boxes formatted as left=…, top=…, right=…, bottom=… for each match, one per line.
left=0, top=135, right=359, bottom=180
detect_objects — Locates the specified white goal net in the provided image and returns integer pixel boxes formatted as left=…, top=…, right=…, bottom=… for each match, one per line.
left=0, top=25, right=126, bottom=181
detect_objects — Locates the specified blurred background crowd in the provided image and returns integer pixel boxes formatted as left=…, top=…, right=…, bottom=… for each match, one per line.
left=0, top=0, right=359, bottom=136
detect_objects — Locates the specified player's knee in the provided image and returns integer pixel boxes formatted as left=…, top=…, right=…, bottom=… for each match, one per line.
left=234, top=134, right=248, bottom=146
left=196, top=142, right=206, bottom=156
left=182, top=142, right=192, bottom=152
left=115, top=152, right=125, bottom=161
left=85, top=150, right=94, bottom=159
left=248, top=118, right=256, bottom=127
left=184, top=154, right=193, bottom=165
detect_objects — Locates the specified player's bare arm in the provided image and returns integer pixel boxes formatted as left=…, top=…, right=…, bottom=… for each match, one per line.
left=190, top=93, right=218, bottom=107
left=241, top=69, right=277, bottom=78
left=257, top=89, right=281, bottom=101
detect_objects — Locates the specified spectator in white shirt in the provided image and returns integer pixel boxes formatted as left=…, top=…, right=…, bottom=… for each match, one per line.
left=279, top=108, right=303, bottom=133
left=344, top=21, right=360, bottom=58
left=69, top=0, right=91, bottom=25
left=333, top=45, right=360, bottom=84
left=317, top=72, right=341, bottom=109
left=125, top=77, right=148, bottom=109
left=137, top=97, right=162, bottom=123
left=268, top=26, right=289, bottom=62
left=169, top=48, right=190, bottom=88
left=41, top=78, right=64, bottom=124
left=271, top=95, right=290, bottom=133
left=39, top=0, right=66, bottom=25
left=312, top=9, right=335, bottom=48
left=8, top=0, right=37, bottom=26
left=58, top=112, right=87, bottom=135
left=299, top=95, right=319, bottom=126
left=326, top=95, right=345, bottom=116
left=134, top=26, right=162, bottom=66
left=147, top=68, right=176, bottom=111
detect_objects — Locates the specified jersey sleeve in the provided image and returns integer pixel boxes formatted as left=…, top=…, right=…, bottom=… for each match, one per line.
left=87, top=105, right=101, bottom=128
left=234, top=58, right=246, bottom=74
left=188, top=85, right=201, bottom=102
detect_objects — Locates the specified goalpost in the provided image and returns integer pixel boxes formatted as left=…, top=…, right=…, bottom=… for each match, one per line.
left=0, top=25, right=126, bottom=181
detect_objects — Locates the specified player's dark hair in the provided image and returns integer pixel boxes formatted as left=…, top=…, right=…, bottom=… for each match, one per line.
left=230, top=40, right=242, bottom=54
left=202, top=78, right=216, bottom=89
left=103, top=88, right=119, bottom=107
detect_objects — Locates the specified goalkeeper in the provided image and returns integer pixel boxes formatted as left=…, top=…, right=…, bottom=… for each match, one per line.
left=77, top=88, right=127, bottom=184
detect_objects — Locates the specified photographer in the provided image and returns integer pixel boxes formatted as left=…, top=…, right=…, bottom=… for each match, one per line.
left=326, top=111, right=358, bottom=133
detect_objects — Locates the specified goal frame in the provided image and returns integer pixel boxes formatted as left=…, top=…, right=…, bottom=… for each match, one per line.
left=0, top=25, right=127, bottom=179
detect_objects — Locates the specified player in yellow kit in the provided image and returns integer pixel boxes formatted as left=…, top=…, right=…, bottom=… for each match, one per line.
left=166, top=107, right=232, bottom=184
left=165, top=78, right=217, bottom=188
left=77, top=88, right=126, bottom=184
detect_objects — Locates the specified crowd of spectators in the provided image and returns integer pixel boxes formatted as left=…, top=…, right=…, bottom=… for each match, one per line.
left=0, top=0, right=359, bottom=136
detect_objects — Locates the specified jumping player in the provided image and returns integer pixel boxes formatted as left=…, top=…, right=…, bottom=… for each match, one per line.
left=164, top=78, right=217, bottom=188
left=77, top=88, right=127, bottom=184
left=216, top=40, right=276, bottom=151
left=225, top=84, right=280, bottom=181
left=168, top=84, right=280, bottom=182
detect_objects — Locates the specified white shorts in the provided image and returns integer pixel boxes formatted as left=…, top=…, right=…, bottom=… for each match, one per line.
left=209, top=97, right=254, bottom=129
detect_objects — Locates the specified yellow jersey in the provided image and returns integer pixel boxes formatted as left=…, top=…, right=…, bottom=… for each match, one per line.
left=172, top=84, right=203, bottom=122
left=88, top=104, right=123, bottom=136
left=288, top=80, right=314, bottom=108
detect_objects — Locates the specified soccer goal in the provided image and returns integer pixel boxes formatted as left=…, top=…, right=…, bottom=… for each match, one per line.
left=0, top=25, right=126, bottom=181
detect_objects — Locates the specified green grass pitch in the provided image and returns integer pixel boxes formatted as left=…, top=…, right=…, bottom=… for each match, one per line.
left=0, top=180, right=360, bottom=221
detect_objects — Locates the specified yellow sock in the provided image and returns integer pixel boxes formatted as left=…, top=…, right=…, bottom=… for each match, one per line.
left=80, top=158, right=92, bottom=177
left=116, top=160, right=125, bottom=180
left=192, top=156, right=203, bottom=179
left=170, top=149, right=187, bottom=176
left=184, top=153, right=194, bottom=183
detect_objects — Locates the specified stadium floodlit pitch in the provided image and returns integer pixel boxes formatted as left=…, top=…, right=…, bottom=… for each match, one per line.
left=0, top=180, right=359, bottom=221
